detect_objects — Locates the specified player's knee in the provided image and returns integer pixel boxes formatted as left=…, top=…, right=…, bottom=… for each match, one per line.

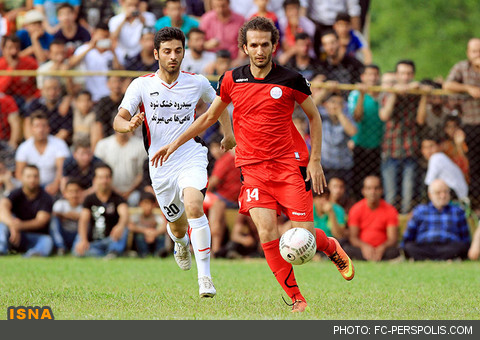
left=184, top=201, right=204, bottom=219
left=256, top=224, right=278, bottom=243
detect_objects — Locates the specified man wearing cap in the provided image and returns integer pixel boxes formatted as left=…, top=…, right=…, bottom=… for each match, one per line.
left=16, top=9, right=53, bottom=63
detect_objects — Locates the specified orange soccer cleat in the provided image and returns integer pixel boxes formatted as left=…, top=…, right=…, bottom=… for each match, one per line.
left=328, top=238, right=355, bottom=281
left=291, top=300, right=308, bottom=313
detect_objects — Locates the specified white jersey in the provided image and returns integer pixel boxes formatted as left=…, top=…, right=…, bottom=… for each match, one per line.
left=119, top=70, right=216, bottom=180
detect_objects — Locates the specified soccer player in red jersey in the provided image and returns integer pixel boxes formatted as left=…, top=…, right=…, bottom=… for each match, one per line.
left=151, top=17, right=355, bottom=312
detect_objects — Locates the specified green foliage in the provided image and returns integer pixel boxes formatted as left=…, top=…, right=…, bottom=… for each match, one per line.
left=370, top=0, right=480, bottom=80
left=1, top=257, right=479, bottom=319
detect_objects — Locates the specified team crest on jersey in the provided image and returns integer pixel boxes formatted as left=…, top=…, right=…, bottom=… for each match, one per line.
left=270, top=86, right=283, bottom=99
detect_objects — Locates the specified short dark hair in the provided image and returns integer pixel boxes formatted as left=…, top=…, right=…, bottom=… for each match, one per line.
left=57, top=2, right=75, bottom=14
left=396, top=59, right=416, bottom=73
left=421, top=133, right=441, bottom=144
left=322, top=91, right=343, bottom=104
left=444, top=114, right=461, bottom=127
left=75, top=89, right=92, bottom=100
left=295, top=32, right=310, bottom=41
left=140, top=191, right=156, bottom=203
left=73, top=138, right=91, bottom=151
left=95, top=22, right=110, bottom=32
left=50, top=38, right=66, bottom=47
left=186, top=27, right=205, bottom=40
left=238, top=16, right=280, bottom=49
left=94, top=163, right=113, bottom=176
left=65, top=178, right=83, bottom=189
left=154, top=27, right=185, bottom=50
left=320, top=29, right=338, bottom=40
left=23, top=164, right=39, bottom=174
left=283, top=0, right=300, bottom=8
left=363, top=64, right=380, bottom=74
left=165, top=0, right=181, bottom=5
left=30, top=111, right=49, bottom=123
left=335, top=12, right=351, bottom=23
left=2, top=34, right=21, bottom=48
left=216, top=49, right=231, bottom=59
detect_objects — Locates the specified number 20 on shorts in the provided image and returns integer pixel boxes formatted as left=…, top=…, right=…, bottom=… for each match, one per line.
left=246, top=188, right=259, bottom=202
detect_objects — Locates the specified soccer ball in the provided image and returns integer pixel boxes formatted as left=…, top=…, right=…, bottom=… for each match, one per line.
left=279, top=228, right=316, bottom=265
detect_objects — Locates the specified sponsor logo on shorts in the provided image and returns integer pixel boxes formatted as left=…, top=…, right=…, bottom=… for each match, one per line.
left=292, top=211, right=306, bottom=216
left=270, top=86, right=283, bottom=99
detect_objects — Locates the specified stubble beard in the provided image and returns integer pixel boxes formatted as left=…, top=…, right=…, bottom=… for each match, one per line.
left=251, top=53, right=272, bottom=69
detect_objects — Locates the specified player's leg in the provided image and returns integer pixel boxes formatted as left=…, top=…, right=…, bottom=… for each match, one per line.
left=183, top=187, right=216, bottom=298
left=177, top=152, right=215, bottom=298
left=278, top=163, right=354, bottom=281
left=249, top=207, right=307, bottom=311
left=152, top=178, right=191, bottom=270
left=167, top=213, right=191, bottom=270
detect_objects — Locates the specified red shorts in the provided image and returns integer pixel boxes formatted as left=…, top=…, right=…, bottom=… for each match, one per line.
left=238, top=161, right=313, bottom=222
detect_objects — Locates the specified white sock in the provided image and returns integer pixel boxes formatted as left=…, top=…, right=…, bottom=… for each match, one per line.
left=167, top=223, right=189, bottom=247
left=188, top=215, right=211, bottom=278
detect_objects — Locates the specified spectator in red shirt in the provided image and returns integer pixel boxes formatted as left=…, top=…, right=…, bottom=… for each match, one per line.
left=207, top=146, right=241, bottom=255
left=0, top=93, right=21, bottom=149
left=345, top=175, right=400, bottom=261
left=0, top=35, right=40, bottom=114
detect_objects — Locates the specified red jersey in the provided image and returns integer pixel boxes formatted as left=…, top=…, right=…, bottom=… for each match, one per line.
left=0, top=56, right=39, bottom=99
left=217, top=63, right=311, bottom=167
left=0, top=94, right=19, bottom=140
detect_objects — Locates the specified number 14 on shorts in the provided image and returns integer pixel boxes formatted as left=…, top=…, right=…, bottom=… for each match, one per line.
left=246, top=188, right=259, bottom=202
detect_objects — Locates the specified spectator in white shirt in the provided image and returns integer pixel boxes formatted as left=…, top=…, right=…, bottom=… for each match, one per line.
left=94, top=132, right=147, bottom=206
left=69, top=23, right=122, bottom=102
left=421, top=136, right=469, bottom=202
left=108, top=0, right=156, bottom=64
left=181, top=28, right=216, bottom=75
left=15, top=111, right=70, bottom=196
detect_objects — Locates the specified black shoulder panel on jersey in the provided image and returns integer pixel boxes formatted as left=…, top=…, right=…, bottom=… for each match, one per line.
left=216, top=73, right=226, bottom=96
left=142, top=122, right=149, bottom=153
left=230, top=63, right=311, bottom=95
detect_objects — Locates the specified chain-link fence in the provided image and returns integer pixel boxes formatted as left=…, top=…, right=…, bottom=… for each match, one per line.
left=0, top=67, right=478, bottom=256
left=0, top=69, right=477, bottom=209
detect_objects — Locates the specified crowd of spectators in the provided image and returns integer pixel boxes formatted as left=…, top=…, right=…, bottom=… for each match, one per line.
left=0, top=0, right=479, bottom=261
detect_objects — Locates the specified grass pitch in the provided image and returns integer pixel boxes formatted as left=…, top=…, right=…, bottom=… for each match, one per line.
left=1, top=256, right=478, bottom=320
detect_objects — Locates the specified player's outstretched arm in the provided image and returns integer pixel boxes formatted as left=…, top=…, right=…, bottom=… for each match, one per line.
left=217, top=109, right=236, bottom=151
left=113, top=108, right=145, bottom=133
left=151, top=96, right=229, bottom=167
left=300, top=96, right=327, bottom=194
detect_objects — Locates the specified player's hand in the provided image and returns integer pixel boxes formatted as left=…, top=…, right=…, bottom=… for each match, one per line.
left=220, top=134, right=236, bottom=151
left=151, top=143, right=177, bottom=167
left=75, top=239, right=89, bottom=256
left=128, top=112, right=145, bottom=132
left=306, top=159, right=327, bottom=194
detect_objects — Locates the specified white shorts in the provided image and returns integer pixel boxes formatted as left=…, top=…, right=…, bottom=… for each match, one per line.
left=151, top=155, right=208, bottom=222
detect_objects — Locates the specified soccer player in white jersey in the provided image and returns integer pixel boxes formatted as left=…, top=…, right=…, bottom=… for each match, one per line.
left=113, top=27, right=235, bottom=298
